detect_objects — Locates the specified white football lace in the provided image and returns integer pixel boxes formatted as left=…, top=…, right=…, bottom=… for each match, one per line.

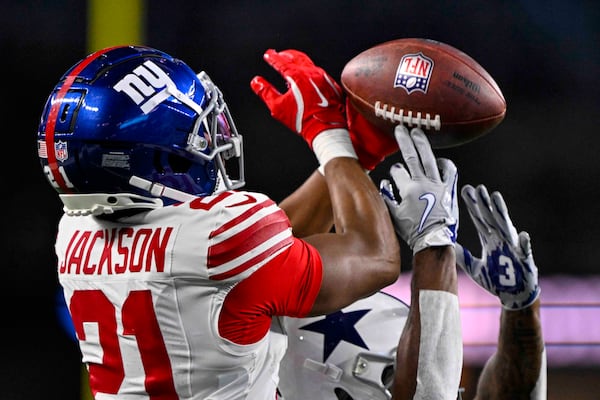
left=374, top=101, right=442, bottom=131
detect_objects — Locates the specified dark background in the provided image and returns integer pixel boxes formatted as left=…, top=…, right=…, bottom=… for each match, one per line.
left=2, top=1, right=599, bottom=399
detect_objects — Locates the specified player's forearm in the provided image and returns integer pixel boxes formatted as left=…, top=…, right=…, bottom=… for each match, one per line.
left=323, top=157, right=399, bottom=263
left=411, top=246, right=458, bottom=294
left=278, top=170, right=334, bottom=237
left=498, top=299, right=544, bottom=363
left=305, top=157, right=400, bottom=316
left=392, top=246, right=461, bottom=400
left=475, top=299, right=546, bottom=400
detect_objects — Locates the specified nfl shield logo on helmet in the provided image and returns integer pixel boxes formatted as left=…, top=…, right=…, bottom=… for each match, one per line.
left=394, top=52, right=434, bottom=94
left=55, top=141, right=68, bottom=162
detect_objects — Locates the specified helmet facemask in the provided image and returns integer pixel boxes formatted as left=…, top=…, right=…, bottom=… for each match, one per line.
left=129, top=71, right=244, bottom=203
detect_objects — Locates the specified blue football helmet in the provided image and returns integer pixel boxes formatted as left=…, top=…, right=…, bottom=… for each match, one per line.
left=275, top=292, right=410, bottom=400
left=37, top=45, right=244, bottom=215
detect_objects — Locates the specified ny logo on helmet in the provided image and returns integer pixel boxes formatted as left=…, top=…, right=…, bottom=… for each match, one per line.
left=113, top=60, right=177, bottom=114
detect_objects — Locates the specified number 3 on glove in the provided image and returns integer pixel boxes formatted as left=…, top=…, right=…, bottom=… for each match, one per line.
left=455, top=184, right=540, bottom=310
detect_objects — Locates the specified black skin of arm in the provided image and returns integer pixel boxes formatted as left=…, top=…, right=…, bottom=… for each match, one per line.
left=472, top=298, right=544, bottom=400
left=392, top=246, right=457, bottom=400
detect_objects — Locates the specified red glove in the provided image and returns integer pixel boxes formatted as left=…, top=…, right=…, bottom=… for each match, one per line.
left=346, top=98, right=399, bottom=170
left=251, top=49, right=347, bottom=149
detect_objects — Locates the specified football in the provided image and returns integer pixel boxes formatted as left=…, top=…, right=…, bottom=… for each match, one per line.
left=341, top=38, right=506, bottom=148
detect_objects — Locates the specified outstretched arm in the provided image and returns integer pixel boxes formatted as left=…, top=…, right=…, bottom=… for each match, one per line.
left=456, top=184, right=546, bottom=400
left=252, top=49, right=400, bottom=315
left=474, top=299, right=545, bottom=400
left=277, top=64, right=405, bottom=237
left=393, top=246, right=459, bottom=400
left=380, top=126, right=462, bottom=400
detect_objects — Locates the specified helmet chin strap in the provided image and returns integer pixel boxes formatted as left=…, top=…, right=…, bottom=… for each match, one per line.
left=129, top=168, right=239, bottom=204
left=60, top=176, right=203, bottom=216
left=60, top=193, right=164, bottom=216
left=129, top=176, right=199, bottom=203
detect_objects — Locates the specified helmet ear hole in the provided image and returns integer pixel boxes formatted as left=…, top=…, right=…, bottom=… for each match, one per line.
left=152, top=151, right=193, bottom=174
left=167, top=152, right=193, bottom=173
left=381, top=364, right=395, bottom=388
left=334, top=388, right=354, bottom=400
left=60, top=103, right=71, bottom=122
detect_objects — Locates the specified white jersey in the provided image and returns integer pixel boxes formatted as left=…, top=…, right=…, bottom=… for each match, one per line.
left=56, top=190, right=323, bottom=400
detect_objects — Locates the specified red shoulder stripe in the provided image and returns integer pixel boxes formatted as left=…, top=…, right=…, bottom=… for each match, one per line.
left=208, top=209, right=291, bottom=268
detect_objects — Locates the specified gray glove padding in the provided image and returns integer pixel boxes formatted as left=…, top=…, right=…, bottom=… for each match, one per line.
left=380, top=125, right=458, bottom=254
left=455, top=184, right=540, bottom=310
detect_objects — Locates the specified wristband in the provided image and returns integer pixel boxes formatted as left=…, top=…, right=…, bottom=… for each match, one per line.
left=312, top=128, right=358, bottom=170
left=413, top=227, right=455, bottom=254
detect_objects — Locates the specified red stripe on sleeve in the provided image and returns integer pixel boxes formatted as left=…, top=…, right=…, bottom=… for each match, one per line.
left=207, top=207, right=291, bottom=268
left=209, top=198, right=277, bottom=239
left=217, top=238, right=323, bottom=344
left=208, top=234, right=294, bottom=281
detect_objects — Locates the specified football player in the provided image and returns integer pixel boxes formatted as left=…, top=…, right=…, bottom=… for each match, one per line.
left=383, top=128, right=545, bottom=400
left=277, top=125, right=463, bottom=400
left=276, top=122, right=546, bottom=399
left=381, top=126, right=463, bottom=400
left=454, top=183, right=546, bottom=400
left=38, top=45, right=402, bottom=399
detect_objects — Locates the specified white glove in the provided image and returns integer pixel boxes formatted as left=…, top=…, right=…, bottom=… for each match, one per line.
left=380, top=125, right=458, bottom=254
left=455, top=184, right=540, bottom=310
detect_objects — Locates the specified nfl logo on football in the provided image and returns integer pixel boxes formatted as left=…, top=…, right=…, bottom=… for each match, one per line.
left=394, top=52, right=434, bottom=94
